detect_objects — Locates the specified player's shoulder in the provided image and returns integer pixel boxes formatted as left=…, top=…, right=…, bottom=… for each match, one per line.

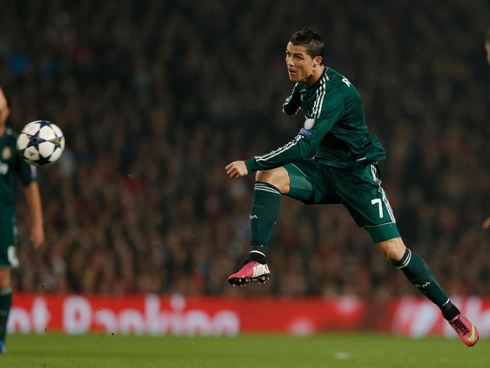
left=0, top=128, right=20, bottom=162
left=3, top=127, right=19, bottom=143
left=326, top=68, right=355, bottom=88
left=326, top=67, right=359, bottom=98
left=325, top=67, right=343, bottom=82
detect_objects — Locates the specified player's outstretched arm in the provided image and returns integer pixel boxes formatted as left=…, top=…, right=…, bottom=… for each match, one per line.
left=225, top=161, right=249, bottom=179
left=24, top=182, right=44, bottom=248
left=0, top=87, right=10, bottom=126
left=483, top=217, right=490, bottom=230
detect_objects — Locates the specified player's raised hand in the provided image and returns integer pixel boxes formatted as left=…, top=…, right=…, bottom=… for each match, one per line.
left=0, top=87, right=10, bottom=125
left=225, top=161, right=249, bottom=179
left=483, top=217, right=490, bottom=230
left=31, top=225, right=45, bottom=249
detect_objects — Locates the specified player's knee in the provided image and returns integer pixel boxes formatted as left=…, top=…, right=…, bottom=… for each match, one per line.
left=376, top=237, right=406, bottom=263
left=255, top=169, right=288, bottom=193
left=256, top=169, right=281, bottom=183
left=255, top=170, right=269, bottom=183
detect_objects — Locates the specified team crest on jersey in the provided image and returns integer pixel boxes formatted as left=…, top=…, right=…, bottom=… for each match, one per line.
left=304, top=118, right=315, bottom=129
left=1, top=146, right=11, bottom=160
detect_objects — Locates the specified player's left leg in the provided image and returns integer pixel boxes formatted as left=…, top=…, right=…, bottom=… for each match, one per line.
left=377, top=237, right=478, bottom=346
left=376, top=237, right=450, bottom=309
left=331, top=163, right=478, bottom=346
left=342, top=164, right=478, bottom=346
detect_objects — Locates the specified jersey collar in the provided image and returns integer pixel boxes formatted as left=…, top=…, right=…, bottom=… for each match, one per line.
left=305, top=66, right=329, bottom=91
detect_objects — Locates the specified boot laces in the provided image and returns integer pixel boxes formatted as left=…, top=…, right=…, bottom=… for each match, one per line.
left=452, top=317, right=470, bottom=335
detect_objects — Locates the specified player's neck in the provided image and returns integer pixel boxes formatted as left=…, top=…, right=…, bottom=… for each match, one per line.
left=0, top=125, right=5, bottom=137
left=303, top=65, right=325, bottom=88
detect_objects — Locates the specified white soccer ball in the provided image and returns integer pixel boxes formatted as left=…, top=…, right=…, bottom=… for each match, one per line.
left=16, top=120, right=65, bottom=166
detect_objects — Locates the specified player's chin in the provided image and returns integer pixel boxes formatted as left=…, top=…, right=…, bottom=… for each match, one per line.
left=287, top=71, right=300, bottom=80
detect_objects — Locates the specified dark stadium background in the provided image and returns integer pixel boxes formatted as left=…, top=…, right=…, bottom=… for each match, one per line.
left=1, top=0, right=489, bottom=308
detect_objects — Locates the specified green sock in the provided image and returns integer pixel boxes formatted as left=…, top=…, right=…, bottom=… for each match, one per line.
left=395, top=249, right=459, bottom=320
left=249, top=182, right=281, bottom=263
left=0, top=286, right=12, bottom=342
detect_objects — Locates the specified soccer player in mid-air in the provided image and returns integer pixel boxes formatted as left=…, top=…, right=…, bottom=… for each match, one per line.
left=225, top=28, right=478, bottom=346
left=0, top=87, right=44, bottom=353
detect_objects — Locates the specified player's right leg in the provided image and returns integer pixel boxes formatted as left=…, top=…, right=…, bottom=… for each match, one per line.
left=227, top=167, right=290, bottom=286
left=228, top=159, right=327, bottom=287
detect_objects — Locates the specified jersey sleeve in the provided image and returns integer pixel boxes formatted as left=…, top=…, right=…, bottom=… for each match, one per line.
left=16, top=155, right=38, bottom=186
left=246, top=88, right=345, bottom=173
left=282, top=83, right=302, bottom=115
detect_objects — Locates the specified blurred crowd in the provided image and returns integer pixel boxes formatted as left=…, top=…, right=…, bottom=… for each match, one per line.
left=0, top=0, right=489, bottom=298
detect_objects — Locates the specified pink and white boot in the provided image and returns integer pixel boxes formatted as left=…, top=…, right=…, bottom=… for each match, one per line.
left=227, top=260, right=270, bottom=287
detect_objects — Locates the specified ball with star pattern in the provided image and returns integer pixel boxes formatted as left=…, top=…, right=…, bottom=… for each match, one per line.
left=16, top=121, right=65, bottom=166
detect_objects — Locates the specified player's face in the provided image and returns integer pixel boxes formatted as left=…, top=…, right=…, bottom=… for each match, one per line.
left=486, top=41, right=490, bottom=64
left=285, top=43, right=321, bottom=84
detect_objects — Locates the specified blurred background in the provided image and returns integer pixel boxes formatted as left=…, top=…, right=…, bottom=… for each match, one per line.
left=1, top=0, right=489, bottom=299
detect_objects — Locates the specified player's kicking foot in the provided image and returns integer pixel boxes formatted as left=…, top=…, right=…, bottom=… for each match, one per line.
left=448, top=314, right=479, bottom=347
left=227, top=260, right=270, bottom=287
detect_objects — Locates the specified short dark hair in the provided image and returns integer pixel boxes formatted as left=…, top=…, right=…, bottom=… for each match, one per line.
left=290, top=27, right=324, bottom=61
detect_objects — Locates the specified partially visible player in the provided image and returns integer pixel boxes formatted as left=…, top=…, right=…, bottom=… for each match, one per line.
left=0, top=88, right=44, bottom=353
left=483, top=28, right=490, bottom=230
left=226, top=28, right=478, bottom=346
left=484, top=218, right=490, bottom=230
left=485, top=27, right=490, bottom=64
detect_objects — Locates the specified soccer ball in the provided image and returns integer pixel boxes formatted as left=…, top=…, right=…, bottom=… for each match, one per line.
left=16, top=120, right=65, bottom=166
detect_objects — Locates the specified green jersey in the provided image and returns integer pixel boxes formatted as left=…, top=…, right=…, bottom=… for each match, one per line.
left=245, top=67, right=386, bottom=172
left=0, top=128, right=38, bottom=224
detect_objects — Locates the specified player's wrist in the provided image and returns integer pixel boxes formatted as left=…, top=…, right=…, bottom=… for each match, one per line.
left=282, top=104, right=295, bottom=115
left=245, top=158, right=259, bottom=173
